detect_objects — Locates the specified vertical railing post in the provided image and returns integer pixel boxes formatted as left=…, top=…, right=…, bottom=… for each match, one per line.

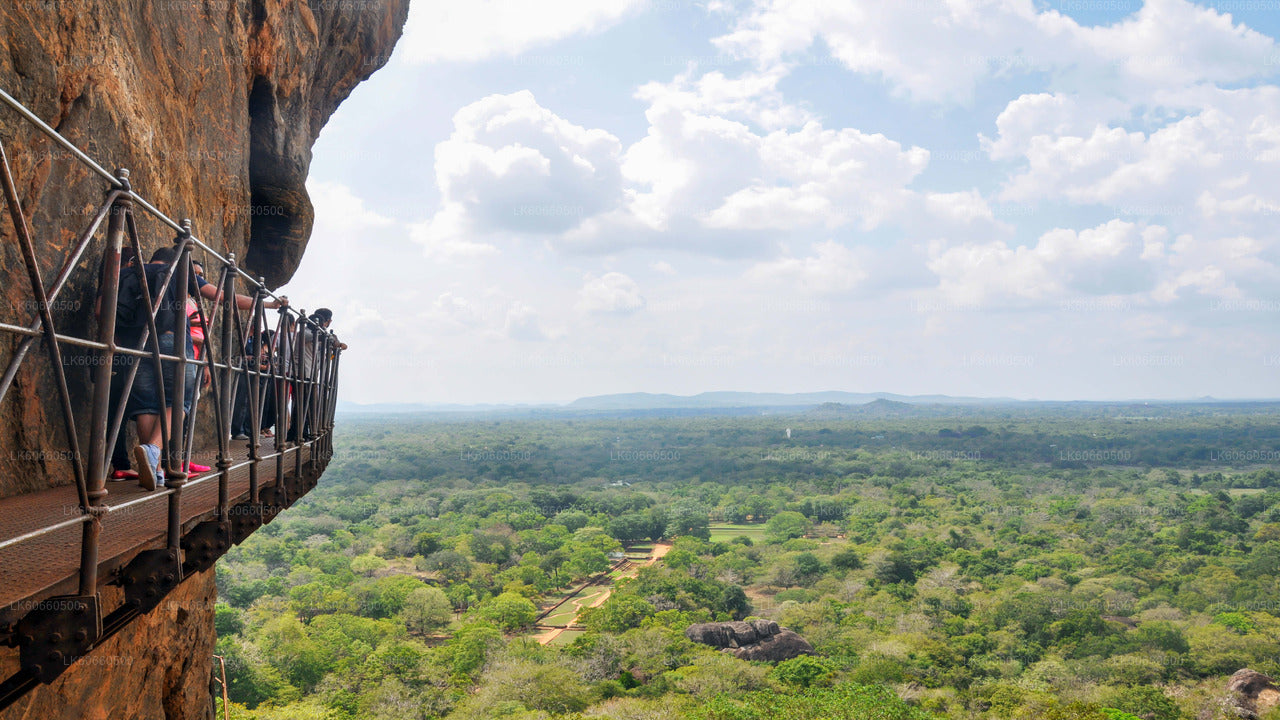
left=165, top=224, right=192, bottom=550
left=80, top=181, right=131, bottom=595
left=247, top=282, right=266, bottom=504
left=272, top=310, right=287, bottom=485
left=215, top=255, right=238, bottom=522
left=309, top=334, right=328, bottom=472
left=293, top=311, right=306, bottom=478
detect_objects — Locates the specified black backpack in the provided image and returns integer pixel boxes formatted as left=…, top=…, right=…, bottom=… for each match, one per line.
left=115, top=264, right=183, bottom=345
left=114, top=267, right=148, bottom=346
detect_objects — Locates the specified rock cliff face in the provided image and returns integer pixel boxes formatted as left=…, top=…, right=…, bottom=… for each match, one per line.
left=0, top=0, right=408, bottom=498
left=0, top=2, right=405, bottom=717
left=0, top=570, right=218, bottom=720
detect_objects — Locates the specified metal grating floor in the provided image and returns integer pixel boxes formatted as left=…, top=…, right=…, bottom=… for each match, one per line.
left=0, top=439, right=316, bottom=616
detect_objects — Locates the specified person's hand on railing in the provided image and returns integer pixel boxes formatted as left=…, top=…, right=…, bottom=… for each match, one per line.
left=267, top=295, right=288, bottom=311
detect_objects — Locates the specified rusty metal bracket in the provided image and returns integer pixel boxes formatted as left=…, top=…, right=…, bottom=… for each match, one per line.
left=229, top=502, right=264, bottom=545
left=119, top=549, right=181, bottom=614
left=262, top=484, right=289, bottom=521
left=14, top=594, right=101, bottom=684
left=181, top=520, right=230, bottom=576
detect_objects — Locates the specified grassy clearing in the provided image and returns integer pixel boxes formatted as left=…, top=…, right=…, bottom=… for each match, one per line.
left=549, top=629, right=585, bottom=646
left=709, top=524, right=767, bottom=542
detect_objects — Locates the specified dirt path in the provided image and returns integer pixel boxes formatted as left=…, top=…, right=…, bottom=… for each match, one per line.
left=646, top=542, right=671, bottom=566
left=535, top=543, right=672, bottom=645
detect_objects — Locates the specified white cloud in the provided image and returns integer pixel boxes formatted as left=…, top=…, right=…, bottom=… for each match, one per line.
left=997, top=88, right=1280, bottom=214
left=307, top=181, right=394, bottom=233
left=400, top=0, right=647, bottom=64
left=714, top=0, right=1278, bottom=103
left=419, top=91, right=624, bottom=253
left=504, top=301, right=548, bottom=341
left=747, top=240, right=868, bottom=295
left=928, top=219, right=1156, bottom=305
left=578, top=272, right=646, bottom=314
left=563, top=72, right=939, bottom=254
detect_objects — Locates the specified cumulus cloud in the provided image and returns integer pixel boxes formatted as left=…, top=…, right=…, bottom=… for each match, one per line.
left=927, top=219, right=1159, bottom=305
left=417, top=91, right=624, bottom=254
left=561, top=71, right=944, bottom=254
left=747, top=240, right=869, bottom=296
left=714, top=0, right=1278, bottom=103
left=400, top=0, right=646, bottom=64
left=578, top=272, right=646, bottom=314
left=997, top=88, right=1280, bottom=214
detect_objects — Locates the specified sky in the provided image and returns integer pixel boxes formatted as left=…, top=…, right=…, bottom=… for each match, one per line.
left=279, top=0, right=1280, bottom=405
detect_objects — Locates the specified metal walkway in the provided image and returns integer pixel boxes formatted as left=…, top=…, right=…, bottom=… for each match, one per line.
left=0, top=441, right=314, bottom=618
left=0, top=83, right=344, bottom=707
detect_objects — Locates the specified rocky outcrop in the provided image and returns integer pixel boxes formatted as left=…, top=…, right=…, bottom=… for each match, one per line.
left=686, top=619, right=814, bottom=662
left=0, top=570, right=218, bottom=720
left=0, top=0, right=408, bottom=499
left=1229, top=669, right=1280, bottom=719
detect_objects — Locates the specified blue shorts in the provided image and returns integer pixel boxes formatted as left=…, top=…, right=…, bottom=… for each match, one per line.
left=128, top=333, right=198, bottom=419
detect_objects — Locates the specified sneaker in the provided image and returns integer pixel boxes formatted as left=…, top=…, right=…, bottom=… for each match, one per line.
left=186, top=461, right=211, bottom=474
left=232, top=433, right=249, bottom=440
left=133, top=446, right=156, bottom=491
left=110, top=469, right=139, bottom=481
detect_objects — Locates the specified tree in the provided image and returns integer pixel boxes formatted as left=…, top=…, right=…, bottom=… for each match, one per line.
left=769, top=656, right=835, bottom=688
left=609, top=513, right=654, bottom=543
left=793, top=552, right=826, bottom=581
left=831, top=546, right=862, bottom=570
left=665, top=501, right=711, bottom=540
left=413, top=531, right=442, bottom=556
left=553, top=509, right=591, bottom=532
left=581, top=596, right=656, bottom=633
left=451, top=656, right=590, bottom=718
left=473, top=591, right=537, bottom=632
left=214, top=603, right=244, bottom=637
left=443, top=622, right=503, bottom=678
left=567, top=546, right=610, bottom=580
left=766, top=511, right=812, bottom=543
left=401, top=586, right=452, bottom=634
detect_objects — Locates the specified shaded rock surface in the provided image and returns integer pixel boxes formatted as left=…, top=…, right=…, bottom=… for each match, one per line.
left=0, top=570, right=218, bottom=720
left=0, top=3, right=406, bottom=718
left=0, top=0, right=408, bottom=499
left=1229, top=669, right=1280, bottom=719
left=686, top=619, right=813, bottom=662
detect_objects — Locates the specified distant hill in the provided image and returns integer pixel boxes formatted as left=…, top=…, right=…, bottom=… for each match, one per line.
left=338, top=393, right=1280, bottom=418
left=565, top=391, right=1007, bottom=410
left=807, top=399, right=921, bottom=416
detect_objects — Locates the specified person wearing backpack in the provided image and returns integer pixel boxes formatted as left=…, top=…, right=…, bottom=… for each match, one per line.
left=96, top=246, right=140, bottom=480
left=121, top=246, right=286, bottom=489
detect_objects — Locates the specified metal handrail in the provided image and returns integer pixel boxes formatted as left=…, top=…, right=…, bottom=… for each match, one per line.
left=0, top=87, right=333, bottom=330
left=0, top=86, right=343, bottom=617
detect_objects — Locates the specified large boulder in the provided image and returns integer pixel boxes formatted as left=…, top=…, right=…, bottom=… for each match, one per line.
left=686, top=619, right=812, bottom=662
left=1229, top=669, right=1280, bottom=719
left=732, top=629, right=814, bottom=662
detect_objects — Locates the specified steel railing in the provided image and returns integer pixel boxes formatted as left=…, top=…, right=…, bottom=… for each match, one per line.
left=0, top=85, right=344, bottom=700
